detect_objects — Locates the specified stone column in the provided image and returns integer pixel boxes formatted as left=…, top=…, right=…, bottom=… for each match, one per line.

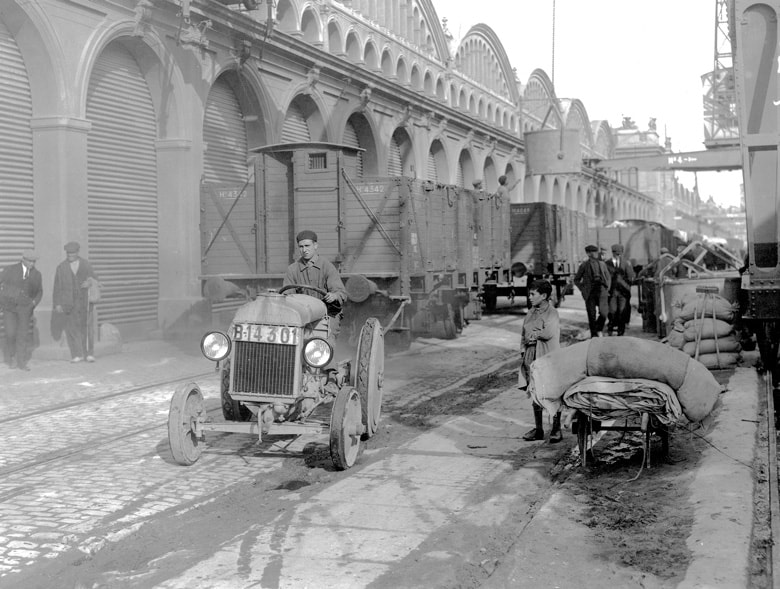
left=30, top=116, right=91, bottom=356
left=154, top=139, right=206, bottom=339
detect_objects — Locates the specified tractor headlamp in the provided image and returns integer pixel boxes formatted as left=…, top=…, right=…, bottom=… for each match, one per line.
left=201, top=331, right=231, bottom=361
left=303, top=338, right=332, bottom=368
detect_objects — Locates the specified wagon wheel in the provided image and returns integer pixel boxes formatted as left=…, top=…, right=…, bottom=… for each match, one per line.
left=329, top=388, right=364, bottom=470
left=355, top=317, right=384, bottom=439
left=220, top=359, right=252, bottom=422
left=168, top=383, right=205, bottom=466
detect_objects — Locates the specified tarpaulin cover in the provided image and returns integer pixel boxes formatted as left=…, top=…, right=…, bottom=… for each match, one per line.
left=530, top=337, right=720, bottom=422
left=563, top=376, right=682, bottom=425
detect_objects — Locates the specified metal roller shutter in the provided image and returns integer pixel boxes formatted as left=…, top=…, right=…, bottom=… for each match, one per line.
left=427, top=151, right=437, bottom=182
left=342, top=121, right=363, bottom=178
left=281, top=103, right=311, bottom=142
left=388, top=136, right=402, bottom=176
left=87, top=44, right=158, bottom=329
left=202, top=78, right=250, bottom=315
left=456, top=160, right=464, bottom=188
left=0, top=20, right=34, bottom=268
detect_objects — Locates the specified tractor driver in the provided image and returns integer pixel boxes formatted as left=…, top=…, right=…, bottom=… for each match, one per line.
left=283, top=230, right=348, bottom=339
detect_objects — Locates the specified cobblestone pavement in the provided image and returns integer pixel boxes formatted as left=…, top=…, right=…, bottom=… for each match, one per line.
left=0, top=309, right=534, bottom=582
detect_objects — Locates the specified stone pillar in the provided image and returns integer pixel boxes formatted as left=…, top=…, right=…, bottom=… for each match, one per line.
left=30, top=116, right=90, bottom=356
left=154, top=139, right=205, bottom=338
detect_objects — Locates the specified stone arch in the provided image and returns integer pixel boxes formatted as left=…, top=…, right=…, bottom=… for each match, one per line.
left=381, top=48, right=394, bottom=76
left=275, top=0, right=297, bottom=33
left=345, top=30, right=362, bottom=62
left=410, top=64, right=422, bottom=90
left=435, top=76, right=445, bottom=100
left=524, top=175, right=539, bottom=203
left=428, top=139, right=448, bottom=183
left=538, top=176, right=551, bottom=203
left=390, top=126, right=415, bottom=176
left=300, top=6, right=321, bottom=44
left=483, top=157, right=497, bottom=193
left=364, top=40, right=379, bottom=69
left=458, top=87, right=467, bottom=110
left=423, top=70, right=434, bottom=94
left=344, top=110, right=379, bottom=176
left=396, top=56, right=408, bottom=84
left=281, top=92, right=327, bottom=142
left=457, top=148, right=476, bottom=189
left=327, top=19, right=343, bottom=54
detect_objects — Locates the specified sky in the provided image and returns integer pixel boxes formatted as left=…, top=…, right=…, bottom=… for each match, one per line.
left=437, top=0, right=744, bottom=209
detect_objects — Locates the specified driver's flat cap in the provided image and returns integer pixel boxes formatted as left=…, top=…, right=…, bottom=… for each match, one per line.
left=296, top=230, right=318, bottom=243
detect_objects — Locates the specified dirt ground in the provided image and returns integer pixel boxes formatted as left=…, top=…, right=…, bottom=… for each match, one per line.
left=11, top=319, right=771, bottom=589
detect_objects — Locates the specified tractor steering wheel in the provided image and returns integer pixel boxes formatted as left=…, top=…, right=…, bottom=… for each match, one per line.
left=278, top=284, right=342, bottom=314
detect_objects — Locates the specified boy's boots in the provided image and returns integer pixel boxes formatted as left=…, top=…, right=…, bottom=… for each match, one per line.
left=549, top=412, right=563, bottom=444
left=522, top=403, right=545, bottom=441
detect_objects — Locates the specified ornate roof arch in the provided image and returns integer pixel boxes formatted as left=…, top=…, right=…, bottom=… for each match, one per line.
left=453, top=24, right=519, bottom=102
left=591, top=120, right=615, bottom=158
left=523, top=68, right=559, bottom=129
left=560, top=98, right=594, bottom=148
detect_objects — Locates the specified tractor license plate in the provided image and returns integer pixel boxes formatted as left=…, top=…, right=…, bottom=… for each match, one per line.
left=233, top=324, right=300, bottom=346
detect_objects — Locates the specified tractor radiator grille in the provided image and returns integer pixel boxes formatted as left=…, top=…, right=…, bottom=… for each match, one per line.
left=233, top=342, right=297, bottom=396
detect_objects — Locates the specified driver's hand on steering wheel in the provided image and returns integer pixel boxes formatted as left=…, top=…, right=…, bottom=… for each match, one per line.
left=323, top=292, right=338, bottom=304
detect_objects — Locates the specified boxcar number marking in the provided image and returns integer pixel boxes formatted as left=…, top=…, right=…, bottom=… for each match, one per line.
left=233, top=324, right=300, bottom=345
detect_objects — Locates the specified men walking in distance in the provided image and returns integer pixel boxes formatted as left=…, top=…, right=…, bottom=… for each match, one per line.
left=283, top=230, right=347, bottom=343
left=573, top=245, right=611, bottom=338
left=606, top=243, right=636, bottom=336
left=519, top=280, right=563, bottom=443
left=53, top=241, right=98, bottom=363
left=0, top=251, right=43, bottom=371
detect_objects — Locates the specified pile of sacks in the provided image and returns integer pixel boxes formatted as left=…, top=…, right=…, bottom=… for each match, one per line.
left=666, top=292, right=741, bottom=369
left=529, top=337, right=722, bottom=426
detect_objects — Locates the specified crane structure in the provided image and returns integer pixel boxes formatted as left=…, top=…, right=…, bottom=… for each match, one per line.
left=591, top=0, right=741, bottom=173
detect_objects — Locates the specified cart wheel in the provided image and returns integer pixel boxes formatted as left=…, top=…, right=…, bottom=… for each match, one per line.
left=168, top=382, right=205, bottom=466
left=220, top=360, right=252, bottom=422
left=355, top=317, right=384, bottom=440
left=330, top=388, right=363, bottom=470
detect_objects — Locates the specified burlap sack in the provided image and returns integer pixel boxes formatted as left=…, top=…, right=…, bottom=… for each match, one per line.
left=667, top=322, right=686, bottom=350
left=682, top=335, right=741, bottom=356
left=678, top=293, right=736, bottom=322
left=683, top=319, right=733, bottom=342
left=529, top=341, right=589, bottom=412
left=586, top=337, right=689, bottom=390
left=695, top=352, right=740, bottom=370
left=676, top=358, right=722, bottom=421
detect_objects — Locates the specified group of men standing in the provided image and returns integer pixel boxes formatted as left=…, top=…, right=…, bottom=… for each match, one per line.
left=573, top=243, right=636, bottom=338
left=0, top=242, right=98, bottom=371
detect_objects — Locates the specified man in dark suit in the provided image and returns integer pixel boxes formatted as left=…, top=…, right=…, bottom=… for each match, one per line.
left=573, top=245, right=611, bottom=338
left=0, top=250, right=43, bottom=370
left=606, top=243, right=636, bottom=336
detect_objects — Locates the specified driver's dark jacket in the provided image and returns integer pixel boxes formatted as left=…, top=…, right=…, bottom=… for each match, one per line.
left=283, top=254, right=347, bottom=314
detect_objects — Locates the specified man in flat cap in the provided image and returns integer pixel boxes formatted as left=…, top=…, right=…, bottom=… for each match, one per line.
left=573, top=245, right=611, bottom=338
left=53, top=241, right=99, bottom=363
left=0, top=250, right=43, bottom=370
left=283, top=230, right=347, bottom=340
left=606, top=243, right=635, bottom=336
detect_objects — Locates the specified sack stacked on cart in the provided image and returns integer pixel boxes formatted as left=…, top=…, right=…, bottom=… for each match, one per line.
left=676, top=293, right=741, bottom=369
left=529, top=337, right=721, bottom=424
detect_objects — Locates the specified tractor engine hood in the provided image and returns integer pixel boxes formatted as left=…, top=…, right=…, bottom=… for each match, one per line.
left=232, top=292, right=327, bottom=327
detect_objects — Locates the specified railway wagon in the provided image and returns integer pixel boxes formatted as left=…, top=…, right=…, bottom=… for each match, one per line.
left=200, top=142, right=500, bottom=347
left=481, top=202, right=586, bottom=310
left=731, top=0, right=780, bottom=381
left=588, top=220, right=680, bottom=271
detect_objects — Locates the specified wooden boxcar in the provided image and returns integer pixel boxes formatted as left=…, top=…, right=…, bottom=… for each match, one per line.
left=481, top=202, right=585, bottom=309
left=200, top=142, right=505, bottom=346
